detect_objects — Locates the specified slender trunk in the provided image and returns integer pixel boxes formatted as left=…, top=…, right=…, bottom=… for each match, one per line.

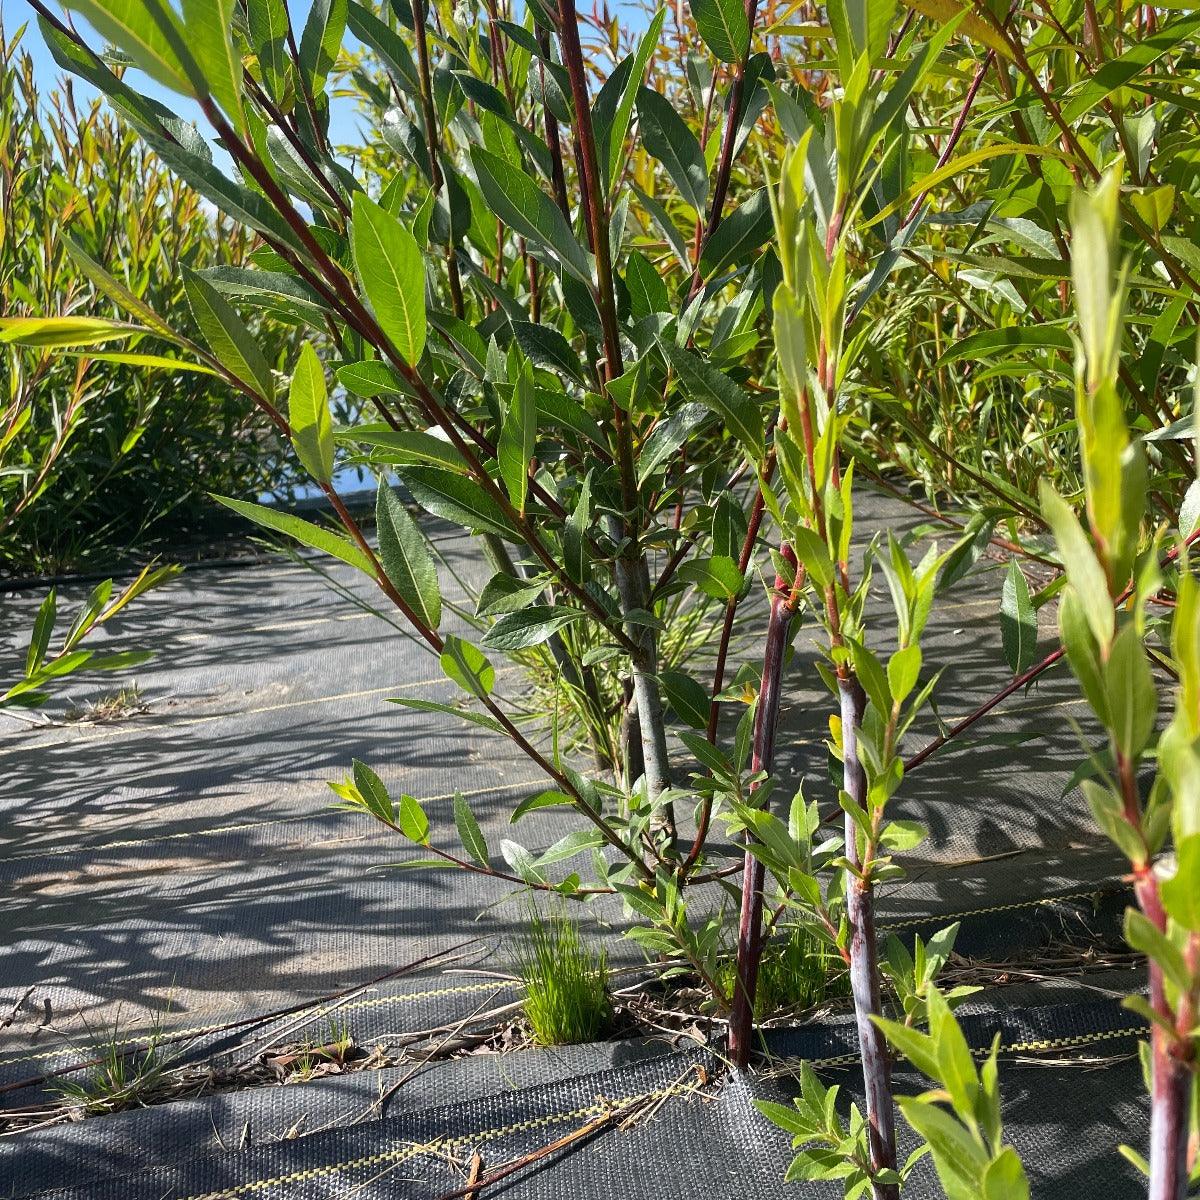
left=728, top=550, right=795, bottom=1068
left=556, top=0, right=673, bottom=824
left=613, top=546, right=674, bottom=829
left=840, top=677, right=899, bottom=1200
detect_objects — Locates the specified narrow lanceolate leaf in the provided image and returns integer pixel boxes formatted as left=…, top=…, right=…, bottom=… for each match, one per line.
left=181, top=0, right=244, bottom=131
left=440, top=635, right=496, bottom=698
left=603, top=8, right=666, bottom=192
left=1000, top=560, right=1037, bottom=675
left=469, top=147, right=593, bottom=284
left=0, top=317, right=143, bottom=348
left=376, top=486, right=442, bottom=629
left=699, top=187, right=772, bottom=278
left=62, top=351, right=218, bottom=375
left=65, top=237, right=193, bottom=348
left=453, top=793, right=491, bottom=868
left=183, top=267, right=275, bottom=400
left=665, top=346, right=762, bottom=461
left=213, top=497, right=374, bottom=574
left=482, top=606, right=584, bottom=651
left=636, top=87, right=708, bottom=218
left=399, top=466, right=521, bottom=540
left=691, top=0, right=750, bottom=62
left=388, top=697, right=506, bottom=735
left=61, top=0, right=190, bottom=93
left=27, top=591, right=57, bottom=677
left=288, top=343, right=334, bottom=483
left=351, top=193, right=427, bottom=366
left=299, top=0, right=349, bottom=95
left=248, top=0, right=290, bottom=99
left=498, top=364, right=536, bottom=514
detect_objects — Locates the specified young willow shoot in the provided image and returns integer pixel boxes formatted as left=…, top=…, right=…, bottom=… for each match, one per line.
left=1042, top=172, right=1200, bottom=1200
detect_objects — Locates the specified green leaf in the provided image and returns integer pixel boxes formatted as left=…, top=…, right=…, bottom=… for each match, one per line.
left=399, top=466, right=521, bottom=540
left=665, top=346, right=762, bottom=461
left=376, top=486, right=441, bottom=629
left=511, top=321, right=587, bottom=385
left=397, top=793, right=430, bottom=844
left=470, top=146, right=593, bottom=283
left=498, top=362, right=536, bottom=514
left=699, top=187, right=772, bottom=278
left=603, top=10, right=665, bottom=191
left=0, top=316, right=143, bottom=348
left=181, top=0, right=244, bottom=131
left=388, top=696, right=506, bottom=735
left=346, top=1, right=419, bottom=94
left=288, top=343, right=334, bottom=483
left=887, top=645, right=922, bottom=703
left=351, top=193, right=427, bottom=366
left=350, top=759, right=394, bottom=823
left=938, top=326, right=1073, bottom=366
left=1161, top=834, right=1200, bottom=931
left=343, top=426, right=466, bottom=473
left=26, top=590, right=57, bottom=677
left=482, top=606, right=584, bottom=651
left=336, top=361, right=403, bottom=398
left=501, top=838, right=547, bottom=884
left=1040, top=481, right=1114, bottom=647
left=299, top=0, right=348, bottom=95
left=183, top=267, right=274, bottom=400
left=691, top=0, right=750, bottom=61
left=1104, top=622, right=1157, bottom=760
left=440, top=635, right=496, bottom=698
left=511, top=789, right=575, bottom=821
left=60, top=351, right=218, bottom=375
left=1061, top=13, right=1200, bottom=124
left=981, top=1149, right=1029, bottom=1200
left=63, top=236, right=192, bottom=346
left=660, top=669, right=711, bottom=729
left=879, top=819, right=927, bottom=852
left=212, top=496, right=374, bottom=574
left=62, top=0, right=190, bottom=93
left=248, top=0, right=289, bottom=99
left=1000, top=560, right=1037, bottom=675
left=453, top=792, right=490, bottom=867
left=636, top=86, right=708, bottom=217
left=1125, top=907, right=1191, bottom=993
left=677, top=556, right=744, bottom=601
left=638, top=403, right=710, bottom=486
left=897, top=1097, right=989, bottom=1200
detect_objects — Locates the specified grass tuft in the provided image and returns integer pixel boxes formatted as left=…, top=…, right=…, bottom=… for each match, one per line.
left=51, top=1018, right=172, bottom=1115
left=721, top=923, right=846, bottom=1018
left=517, top=908, right=611, bottom=1045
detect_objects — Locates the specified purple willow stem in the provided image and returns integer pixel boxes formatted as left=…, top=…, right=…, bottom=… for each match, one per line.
left=727, top=547, right=797, bottom=1070
left=840, top=676, right=899, bottom=1200
left=902, top=50, right=993, bottom=228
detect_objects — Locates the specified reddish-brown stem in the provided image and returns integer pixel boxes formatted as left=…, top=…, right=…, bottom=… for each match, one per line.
left=687, top=0, right=762, bottom=300
left=840, top=676, right=898, bottom=1198
left=727, top=545, right=797, bottom=1069
left=681, top=478, right=772, bottom=874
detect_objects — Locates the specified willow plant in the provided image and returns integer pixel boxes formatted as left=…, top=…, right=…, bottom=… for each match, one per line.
left=7, top=0, right=815, bottom=993
left=1040, top=172, right=1200, bottom=1200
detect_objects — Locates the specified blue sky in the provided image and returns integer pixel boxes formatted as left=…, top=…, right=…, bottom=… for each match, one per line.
left=10, top=1, right=363, bottom=157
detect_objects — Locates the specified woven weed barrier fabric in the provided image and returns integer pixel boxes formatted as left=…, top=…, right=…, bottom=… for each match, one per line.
left=9, top=985, right=1148, bottom=1200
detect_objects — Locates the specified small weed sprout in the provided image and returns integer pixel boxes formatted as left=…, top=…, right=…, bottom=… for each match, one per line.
left=51, top=1019, right=171, bottom=1115
left=517, top=908, right=611, bottom=1046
